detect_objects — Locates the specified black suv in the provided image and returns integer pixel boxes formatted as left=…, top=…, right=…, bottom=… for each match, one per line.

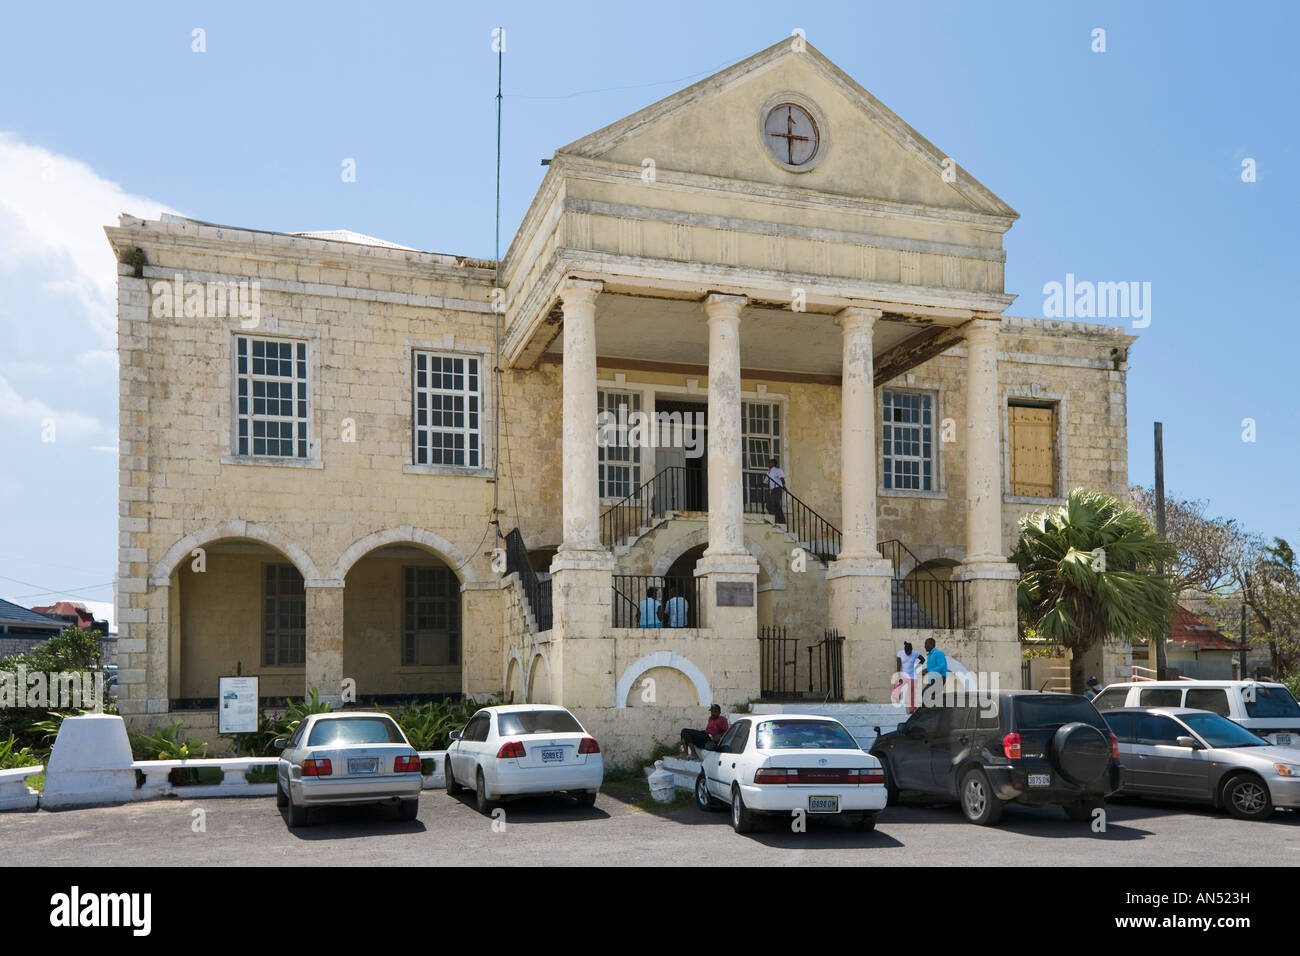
left=871, top=690, right=1123, bottom=825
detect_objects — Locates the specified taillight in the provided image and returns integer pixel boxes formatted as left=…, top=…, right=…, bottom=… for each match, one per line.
left=1110, top=732, right=1119, bottom=759
left=578, top=737, right=600, bottom=754
left=1002, top=732, right=1022, bottom=760
left=855, top=768, right=886, bottom=785
left=496, top=741, right=526, bottom=759
left=754, top=768, right=797, bottom=785
left=301, top=758, right=332, bottom=777
left=394, top=755, right=423, bottom=773
left=753, top=768, right=883, bottom=785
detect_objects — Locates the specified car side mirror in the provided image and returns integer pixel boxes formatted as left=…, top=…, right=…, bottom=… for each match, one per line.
left=272, top=738, right=288, bottom=751
left=449, top=730, right=462, bottom=741
left=1176, top=736, right=1200, bottom=749
left=873, top=725, right=882, bottom=736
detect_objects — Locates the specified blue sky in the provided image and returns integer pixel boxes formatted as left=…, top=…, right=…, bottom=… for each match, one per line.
left=1, top=0, right=1296, bottom=617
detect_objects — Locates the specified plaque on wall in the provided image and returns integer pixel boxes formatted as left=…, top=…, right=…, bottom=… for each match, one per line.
left=715, top=581, right=754, bottom=607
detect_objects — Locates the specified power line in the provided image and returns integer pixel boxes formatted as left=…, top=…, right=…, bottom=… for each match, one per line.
left=503, top=57, right=738, bottom=101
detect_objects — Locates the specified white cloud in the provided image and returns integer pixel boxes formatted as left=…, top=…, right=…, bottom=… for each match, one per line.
left=0, top=132, right=177, bottom=346
left=0, top=371, right=102, bottom=439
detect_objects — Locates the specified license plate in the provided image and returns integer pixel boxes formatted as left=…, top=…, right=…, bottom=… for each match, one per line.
left=1028, top=774, right=1051, bottom=788
left=1275, top=735, right=1293, bottom=746
left=808, top=795, right=839, bottom=813
left=348, top=758, right=378, bottom=774
left=540, top=749, right=565, bottom=763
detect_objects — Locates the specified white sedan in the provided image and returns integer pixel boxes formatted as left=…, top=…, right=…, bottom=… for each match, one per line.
left=444, top=704, right=603, bottom=813
left=275, top=712, right=424, bottom=827
left=695, top=714, right=887, bottom=833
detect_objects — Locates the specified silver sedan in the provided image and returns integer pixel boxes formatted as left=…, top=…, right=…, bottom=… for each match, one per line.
left=1102, top=706, right=1300, bottom=820
left=275, top=712, right=424, bottom=827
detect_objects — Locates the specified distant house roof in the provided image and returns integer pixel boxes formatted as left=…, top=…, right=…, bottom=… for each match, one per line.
left=0, top=599, right=63, bottom=632
left=1168, top=605, right=1245, bottom=652
left=31, top=601, right=99, bottom=630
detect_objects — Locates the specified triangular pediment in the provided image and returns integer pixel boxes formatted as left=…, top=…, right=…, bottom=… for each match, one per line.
left=560, top=40, right=1016, bottom=219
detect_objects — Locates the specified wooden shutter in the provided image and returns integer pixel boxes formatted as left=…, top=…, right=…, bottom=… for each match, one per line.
left=1009, top=404, right=1055, bottom=497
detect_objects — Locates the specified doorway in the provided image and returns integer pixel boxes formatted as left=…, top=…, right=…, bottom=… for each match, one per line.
left=653, top=399, right=707, bottom=512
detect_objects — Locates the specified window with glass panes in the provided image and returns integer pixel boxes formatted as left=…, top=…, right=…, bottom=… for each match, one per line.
left=402, top=566, right=461, bottom=666
left=598, top=389, right=642, bottom=498
left=742, top=401, right=782, bottom=508
left=262, top=564, right=306, bottom=666
left=882, top=390, right=933, bottom=491
left=236, top=337, right=308, bottom=458
left=413, top=352, right=482, bottom=468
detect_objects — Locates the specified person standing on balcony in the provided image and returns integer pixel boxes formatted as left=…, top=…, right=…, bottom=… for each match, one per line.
left=664, top=584, right=689, bottom=627
left=765, top=457, right=787, bottom=525
left=636, top=586, right=663, bottom=629
left=896, top=641, right=922, bottom=712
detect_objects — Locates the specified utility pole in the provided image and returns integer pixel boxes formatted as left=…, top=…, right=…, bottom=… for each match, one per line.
left=1154, top=422, right=1168, bottom=680
left=1240, top=601, right=1249, bottom=680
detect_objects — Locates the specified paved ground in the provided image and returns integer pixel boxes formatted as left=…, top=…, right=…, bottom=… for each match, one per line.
left=4, top=788, right=1298, bottom=866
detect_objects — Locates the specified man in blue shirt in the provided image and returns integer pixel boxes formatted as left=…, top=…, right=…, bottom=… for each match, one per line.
left=664, top=585, right=688, bottom=627
left=637, top=587, right=663, bottom=628
left=922, top=637, right=948, bottom=703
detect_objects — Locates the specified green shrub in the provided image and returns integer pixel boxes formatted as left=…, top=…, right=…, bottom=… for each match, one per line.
left=130, top=720, right=212, bottom=786
left=0, top=733, right=40, bottom=769
left=390, top=698, right=487, bottom=751
left=1284, top=673, right=1300, bottom=703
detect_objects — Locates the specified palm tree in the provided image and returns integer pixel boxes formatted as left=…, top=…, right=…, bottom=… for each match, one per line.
left=1012, top=489, right=1176, bottom=673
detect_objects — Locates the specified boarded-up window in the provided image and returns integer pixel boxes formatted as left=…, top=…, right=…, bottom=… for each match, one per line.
left=1009, top=403, right=1056, bottom=497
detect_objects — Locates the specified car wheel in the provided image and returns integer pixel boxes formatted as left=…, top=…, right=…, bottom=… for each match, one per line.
left=398, top=799, right=419, bottom=822
left=287, top=792, right=309, bottom=829
left=445, top=758, right=463, bottom=796
left=959, top=767, right=1003, bottom=826
left=1223, top=774, right=1274, bottom=820
left=575, top=790, right=597, bottom=809
left=1063, top=798, right=1103, bottom=823
left=873, top=756, right=898, bottom=805
left=475, top=768, right=498, bottom=816
left=730, top=785, right=758, bottom=834
left=695, top=772, right=718, bottom=811
left=275, top=778, right=287, bottom=808
left=851, top=812, right=878, bottom=832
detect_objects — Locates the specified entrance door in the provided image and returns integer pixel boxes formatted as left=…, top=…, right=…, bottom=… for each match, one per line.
left=654, top=400, right=706, bottom=511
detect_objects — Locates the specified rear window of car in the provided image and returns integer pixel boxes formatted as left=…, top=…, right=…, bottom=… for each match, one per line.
left=1012, top=695, right=1105, bottom=730
left=307, top=717, right=406, bottom=746
left=1138, top=688, right=1183, bottom=708
left=1091, top=687, right=1129, bottom=712
left=1244, top=685, right=1300, bottom=719
left=755, top=719, right=859, bottom=751
left=1185, top=688, right=1232, bottom=717
left=496, top=710, right=584, bottom=736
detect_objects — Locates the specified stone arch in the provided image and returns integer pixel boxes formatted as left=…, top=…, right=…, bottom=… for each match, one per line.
left=527, top=651, right=551, bottom=704
left=329, top=526, right=480, bottom=585
left=614, top=651, right=710, bottom=710
left=148, top=520, right=321, bottom=586
left=504, top=650, right=525, bottom=705
left=650, top=528, right=785, bottom=590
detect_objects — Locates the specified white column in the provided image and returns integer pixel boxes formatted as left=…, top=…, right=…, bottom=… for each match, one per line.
left=558, top=278, right=604, bottom=554
left=835, top=306, right=885, bottom=563
left=701, top=293, right=748, bottom=560
left=963, top=316, right=1005, bottom=566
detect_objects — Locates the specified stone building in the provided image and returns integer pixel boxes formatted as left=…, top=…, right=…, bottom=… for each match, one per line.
left=105, top=40, right=1134, bottom=759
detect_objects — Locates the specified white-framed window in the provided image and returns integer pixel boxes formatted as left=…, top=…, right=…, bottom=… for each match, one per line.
left=261, top=563, right=305, bottom=666
left=742, top=401, right=782, bottom=508
left=413, top=351, right=482, bottom=469
left=882, top=389, right=933, bottom=492
left=236, top=336, right=308, bottom=458
left=598, top=389, right=642, bottom=499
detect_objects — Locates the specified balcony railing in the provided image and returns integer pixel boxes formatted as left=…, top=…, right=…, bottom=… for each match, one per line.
left=504, top=528, right=552, bottom=632
left=743, top=477, right=841, bottom=562
left=611, top=574, right=701, bottom=628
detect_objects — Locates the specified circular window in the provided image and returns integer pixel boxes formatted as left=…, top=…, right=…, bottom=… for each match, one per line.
left=762, top=101, right=822, bottom=171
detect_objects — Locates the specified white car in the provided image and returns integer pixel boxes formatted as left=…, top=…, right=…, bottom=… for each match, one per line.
left=695, top=713, right=887, bottom=833
left=275, top=712, right=424, bottom=828
left=444, top=704, right=603, bottom=813
left=1092, top=680, right=1300, bottom=749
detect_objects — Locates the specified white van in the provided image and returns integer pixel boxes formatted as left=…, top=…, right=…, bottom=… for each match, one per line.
left=1092, top=680, right=1300, bottom=748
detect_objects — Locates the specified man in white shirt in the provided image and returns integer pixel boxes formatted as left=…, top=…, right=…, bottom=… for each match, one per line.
left=896, top=641, right=922, bottom=713
left=765, top=457, right=787, bottom=525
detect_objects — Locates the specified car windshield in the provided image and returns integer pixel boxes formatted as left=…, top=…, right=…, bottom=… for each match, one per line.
left=755, top=719, right=859, bottom=750
left=1013, top=695, right=1106, bottom=730
left=1243, top=686, right=1300, bottom=719
left=307, top=717, right=407, bottom=746
left=496, top=710, right=584, bottom=736
left=1180, top=712, right=1268, bottom=748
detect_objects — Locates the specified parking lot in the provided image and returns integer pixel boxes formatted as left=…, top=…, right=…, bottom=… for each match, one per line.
left=4, top=789, right=1297, bottom=867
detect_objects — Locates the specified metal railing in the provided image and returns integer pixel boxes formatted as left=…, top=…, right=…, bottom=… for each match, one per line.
left=600, top=467, right=705, bottom=550
left=504, top=528, right=552, bottom=632
left=744, top=478, right=841, bottom=562
left=808, top=629, right=845, bottom=701
left=877, top=538, right=971, bottom=629
left=757, top=625, right=799, bottom=699
left=611, top=574, right=701, bottom=628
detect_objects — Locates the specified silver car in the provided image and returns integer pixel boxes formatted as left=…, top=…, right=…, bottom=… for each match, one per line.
left=275, top=712, right=424, bottom=827
left=1102, top=707, right=1300, bottom=820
